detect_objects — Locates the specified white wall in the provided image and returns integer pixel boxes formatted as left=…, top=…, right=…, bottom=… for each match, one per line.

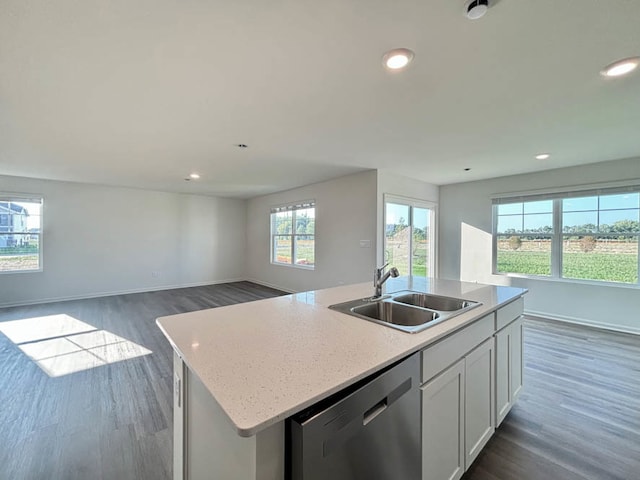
left=246, top=171, right=378, bottom=293
left=0, top=175, right=246, bottom=307
left=439, top=157, right=640, bottom=333
left=376, top=170, right=439, bottom=265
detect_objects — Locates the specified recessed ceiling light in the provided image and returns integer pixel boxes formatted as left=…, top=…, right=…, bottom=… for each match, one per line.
left=465, top=0, right=489, bottom=20
left=382, top=48, right=415, bottom=71
left=600, top=57, right=640, bottom=77
left=535, top=153, right=550, bottom=160
left=189, top=173, right=201, bottom=179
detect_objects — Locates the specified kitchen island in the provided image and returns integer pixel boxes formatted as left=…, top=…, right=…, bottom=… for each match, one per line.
left=157, top=277, right=527, bottom=480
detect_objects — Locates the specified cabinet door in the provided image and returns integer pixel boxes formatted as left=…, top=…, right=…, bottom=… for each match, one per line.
left=465, top=338, right=495, bottom=469
left=422, top=359, right=465, bottom=480
left=510, top=316, right=524, bottom=402
left=494, top=327, right=511, bottom=427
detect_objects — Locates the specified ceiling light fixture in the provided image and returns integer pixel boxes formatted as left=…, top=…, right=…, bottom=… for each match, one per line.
left=465, top=0, right=489, bottom=20
left=535, top=153, right=550, bottom=160
left=189, top=173, right=201, bottom=179
left=236, top=144, right=248, bottom=148
left=382, top=48, right=415, bottom=71
left=600, top=57, right=640, bottom=77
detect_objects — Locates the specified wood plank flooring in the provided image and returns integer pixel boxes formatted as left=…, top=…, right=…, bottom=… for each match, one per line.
left=463, top=317, right=640, bottom=480
left=2, top=286, right=639, bottom=480
left=0, top=282, right=286, bottom=480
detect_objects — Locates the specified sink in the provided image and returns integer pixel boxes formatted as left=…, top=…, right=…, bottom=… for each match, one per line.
left=352, top=301, right=439, bottom=326
left=392, top=292, right=478, bottom=312
left=328, top=291, right=482, bottom=334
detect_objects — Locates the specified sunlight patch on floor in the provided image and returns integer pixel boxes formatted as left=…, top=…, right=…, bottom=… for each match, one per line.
left=0, top=314, right=152, bottom=377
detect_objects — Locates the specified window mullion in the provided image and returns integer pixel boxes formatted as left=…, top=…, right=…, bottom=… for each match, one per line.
left=291, top=211, right=296, bottom=265
left=408, top=206, right=414, bottom=276
left=637, top=234, right=640, bottom=285
left=552, top=199, right=562, bottom=278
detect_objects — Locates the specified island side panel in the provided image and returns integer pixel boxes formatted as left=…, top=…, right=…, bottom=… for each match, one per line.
left=181, top=361, right=285, bottom=480
left=173, top=352, right=185, bottom=480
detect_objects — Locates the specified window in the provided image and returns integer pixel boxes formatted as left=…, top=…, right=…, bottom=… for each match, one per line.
left=384, top=195, right=437, bottom=277
left=0, top=194, right=43, bottom=273
left=270, top=201, right=315, bottom=268
left=493, top=185, right=640, bottom=285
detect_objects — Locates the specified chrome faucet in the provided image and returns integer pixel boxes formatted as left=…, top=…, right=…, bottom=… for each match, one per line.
left=373, top=263, right=400, bottom=298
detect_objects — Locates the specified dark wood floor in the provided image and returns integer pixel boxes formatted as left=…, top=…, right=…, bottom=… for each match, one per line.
left=2, top=287, right=639, bottom=480
left=463, top=317, right=640, bottom=480
left=0, top=282, right=286, bottom=480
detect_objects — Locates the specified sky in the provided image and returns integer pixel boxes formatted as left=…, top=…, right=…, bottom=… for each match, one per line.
left=497, top=193, right=640, bottom=232
left=386, top=203, right=430, bottom=229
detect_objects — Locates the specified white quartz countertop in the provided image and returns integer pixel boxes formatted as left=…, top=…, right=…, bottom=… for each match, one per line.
left=156, top=277, right=527, bottom=437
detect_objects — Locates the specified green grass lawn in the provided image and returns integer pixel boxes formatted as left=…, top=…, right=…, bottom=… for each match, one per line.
left=497, top=250, right=638, bottom=283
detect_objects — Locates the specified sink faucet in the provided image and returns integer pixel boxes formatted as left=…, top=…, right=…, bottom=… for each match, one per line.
left=373, top=263, right=400, bottom=298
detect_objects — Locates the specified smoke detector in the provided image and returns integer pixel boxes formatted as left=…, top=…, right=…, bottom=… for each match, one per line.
left=465, top=0, right=489, bottom=20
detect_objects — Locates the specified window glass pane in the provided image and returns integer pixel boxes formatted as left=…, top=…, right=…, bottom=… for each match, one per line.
left=385, top=203, right=410, bottom=275
left=599, top=209, right=640, bottom=232
left=497, top=203, right=522, bottom=215
left=0, top=199, right=41, bottom=273
left=412, top=207, right=430, bottom=277
left=600, top=193, right=639, bottom=211
left=295, top=208, right=315, bottom=234
left=497, top=215, right=522, bottom=234
left=294, top=235, right=314, bottom=266
left=523, top=200, right=553, bottom=214
left=523, top=213, right=553, bottom=233
left=563, top=196, right=598, bottom=212
left=496, top=235, right=552, bottom=276
left=272, top=211, right=292, bottom=235
left=563, top=211, right=598, bottom=233
left=272, top=236, right=291, bottom=264
left=562, top=235, right=638, bottom=283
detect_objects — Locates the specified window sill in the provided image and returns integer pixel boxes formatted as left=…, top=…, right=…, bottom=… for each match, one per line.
left=0, top=268, right=43, bottom=275
left=493, top=271, right=640, bottom=290
left=270, top=262, right=315, bottom=271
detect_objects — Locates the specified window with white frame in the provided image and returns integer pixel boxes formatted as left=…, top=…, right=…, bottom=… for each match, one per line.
left=493, top=185, right=640, bottom=285
left=0, top=194, right=43, bottom=273
left=270, top=201, right=315, bottom=268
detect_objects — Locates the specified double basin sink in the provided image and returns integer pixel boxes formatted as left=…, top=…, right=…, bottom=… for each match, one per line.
left=329, top=291, right=481, bottom=334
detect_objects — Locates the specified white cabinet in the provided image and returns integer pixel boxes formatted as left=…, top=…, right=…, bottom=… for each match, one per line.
left=422, top=359, right=465, bottom=480
left=421, top=298, right=524, bottom=480
left=495, top=308, right=524, bottom=426
left=421, top=329, right=495, bottom=480
left=464, top=338, right=495, bottom=468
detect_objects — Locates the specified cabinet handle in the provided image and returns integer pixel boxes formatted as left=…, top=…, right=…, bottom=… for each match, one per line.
left=174, top=374, right=182, bottom=408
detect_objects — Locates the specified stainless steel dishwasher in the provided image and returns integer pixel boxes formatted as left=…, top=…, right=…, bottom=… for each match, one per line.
left=288, top=352, right=421, bottom=480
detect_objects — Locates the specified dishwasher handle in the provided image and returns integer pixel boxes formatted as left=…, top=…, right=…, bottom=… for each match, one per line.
left=363, top=398, right=388, bottom=426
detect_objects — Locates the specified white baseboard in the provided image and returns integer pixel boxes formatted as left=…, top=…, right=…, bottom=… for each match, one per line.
left=0, top=277, right=247, bottom=309
left=525, top=309, right=640, bottom=336
left=244, top=278, right=297, bottom=294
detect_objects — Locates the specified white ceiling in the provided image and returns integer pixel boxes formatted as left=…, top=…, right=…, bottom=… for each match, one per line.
left=1, top=0, right=639, bottom=199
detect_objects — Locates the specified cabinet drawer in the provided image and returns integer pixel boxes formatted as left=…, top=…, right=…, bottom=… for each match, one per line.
left=495, top=297, right=524, bottom=331
left=422, top=314, right=494, bottom=384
